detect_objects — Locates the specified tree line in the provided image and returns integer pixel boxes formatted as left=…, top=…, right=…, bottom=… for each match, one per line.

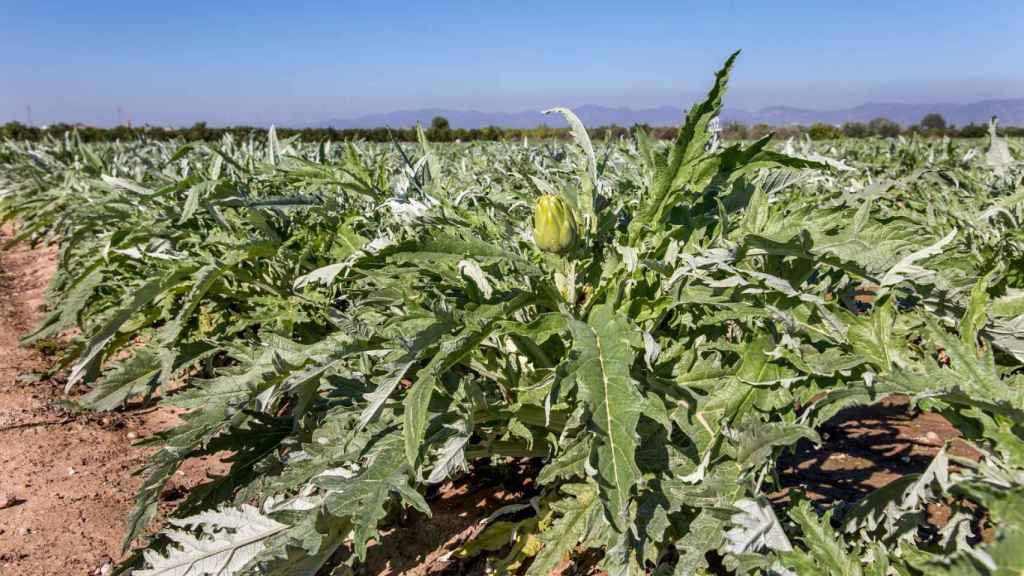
left=1, top=113, right=1018, bottom=143
left=734, top=112, right=1020, bottom=141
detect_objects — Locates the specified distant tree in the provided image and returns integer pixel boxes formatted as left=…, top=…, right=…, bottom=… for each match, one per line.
left=868, top=117, right=901, bottom=138
left=808, top=122, right=842, bottom=141
left=430, top=116, right=450, bottom=131
left=750, top=123, right=773, bottom=139
left=486, top=125, right=503, bottom=140
left=842, top=122, right=869, bottom=138
left=9, top=115, right=1003, bottom=144
left=921, top=113, right=947, bottom=131
left=958, top=123, right=987, bottom=138
left=0, top=121, right=35, bottom=140
left=722, top=121, right=749, bottom=140
left=186, top=121, right=210, bottom=142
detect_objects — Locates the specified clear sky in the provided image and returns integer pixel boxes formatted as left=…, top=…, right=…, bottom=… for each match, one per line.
left=2, top=1, right=1022, bottom=127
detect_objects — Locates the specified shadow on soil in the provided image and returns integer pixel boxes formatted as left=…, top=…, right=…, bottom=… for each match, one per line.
left=352, top=461, right=540, bottom=576
left=340, top=398, right=973, bottom=576
left=777, top=397, right=974, bottom=506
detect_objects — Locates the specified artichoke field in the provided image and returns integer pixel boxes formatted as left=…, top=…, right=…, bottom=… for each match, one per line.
left=2, top=53, right=1024, bottom=575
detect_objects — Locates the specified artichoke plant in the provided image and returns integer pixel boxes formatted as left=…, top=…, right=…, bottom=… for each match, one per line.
left=532, top=194, right=577, bottom=254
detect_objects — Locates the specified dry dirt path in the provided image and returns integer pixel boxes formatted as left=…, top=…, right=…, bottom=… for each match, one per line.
left=0, top=229, right=215, bottom=576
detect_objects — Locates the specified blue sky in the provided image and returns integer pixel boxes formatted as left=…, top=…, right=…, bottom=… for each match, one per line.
left=2, top=1, right=1022, bottom=127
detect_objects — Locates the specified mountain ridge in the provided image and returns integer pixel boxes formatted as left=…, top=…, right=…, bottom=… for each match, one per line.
left=319, top=98, right=1024, bottom=129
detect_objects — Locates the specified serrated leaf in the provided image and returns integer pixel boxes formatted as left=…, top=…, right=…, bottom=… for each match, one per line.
left=640, top=50, right=739, bottom=227
left=67, top=267, right=193, bottom=391
left=135, top=505, right=287, bottom=576
left=733, top=422, right=820, bottom=471
left=725, top=497, right=792, bottom=555
left=569, top=302, right=643, bottom=535
left=527, top=485, right=601, bottom=575
left=317, top=434, right=429, bottom=559
left=783, top=500, right=859, bottom=576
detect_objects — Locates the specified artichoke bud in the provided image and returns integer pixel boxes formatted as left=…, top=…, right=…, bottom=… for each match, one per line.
left=533, top=195, right=577, bottom=254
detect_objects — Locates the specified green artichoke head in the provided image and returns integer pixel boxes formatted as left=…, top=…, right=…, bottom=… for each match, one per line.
left=533, top=194, right=577, bottom=254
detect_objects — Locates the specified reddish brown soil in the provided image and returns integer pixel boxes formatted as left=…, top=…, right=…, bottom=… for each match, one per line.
left=353, top=461, right=603, bottom=576
left=0, top=230, right=221, bottom=576
left=358, top=463, right=537, bottom=576
left=777, top=396, right=977, bottom=506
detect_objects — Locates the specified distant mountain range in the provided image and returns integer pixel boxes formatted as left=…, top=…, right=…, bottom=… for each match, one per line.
left=320, top=99, right=1024, bottom=129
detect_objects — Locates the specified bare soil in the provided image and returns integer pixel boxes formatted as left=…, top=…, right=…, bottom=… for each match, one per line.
left=0, top=229, right=970, bottom=576
left=0, top=231, right=220, bottom=576
left=359, top=462, right=538, bottom=576
left=778, top=397, right=977, bottom=506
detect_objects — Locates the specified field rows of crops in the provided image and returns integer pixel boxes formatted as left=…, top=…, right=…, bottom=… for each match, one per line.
left=2, top=55, right=1024, bottom=575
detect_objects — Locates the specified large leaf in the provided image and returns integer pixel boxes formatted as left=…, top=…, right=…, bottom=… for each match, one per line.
left=135, top=505, right=288, bottom=576
left=569, top=302, right=643, bottom=535
left=317, top=434, right=430, bottom=559
left=403, top=294, right=532, bottom=466
left=639, top=50, right=739, bottom=227
left=66, top=266, right=194, bottom=391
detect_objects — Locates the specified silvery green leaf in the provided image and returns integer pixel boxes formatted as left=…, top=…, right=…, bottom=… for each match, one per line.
left=457, top=258, right=494, bottom=299
left=725, top=498, right=792, bottom=555
left=426, top=418, right=472, bottom=484
left=643, top=331, right=661, bottom=369
left=136, top=505, right=288, bottom=576
left=986, top=117, right=1012, bottom=175
left=569, top=303, right=643, bottom=535
left=879, top=228, right=957, bottom=287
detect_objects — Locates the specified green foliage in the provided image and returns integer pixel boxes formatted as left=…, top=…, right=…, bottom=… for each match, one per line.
left=842, top=121, right=870, bottom=138
left=808, top=122, right=843, bottom=140
left=2, top=53, right=1024, bottom=576
left=868, top=117, right=902, bottom=138
left=5, top=115, right=1022, bottom=145
left=429, top=115, right=450, bottom=131
left=922, top=112, right=948, bottom=131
